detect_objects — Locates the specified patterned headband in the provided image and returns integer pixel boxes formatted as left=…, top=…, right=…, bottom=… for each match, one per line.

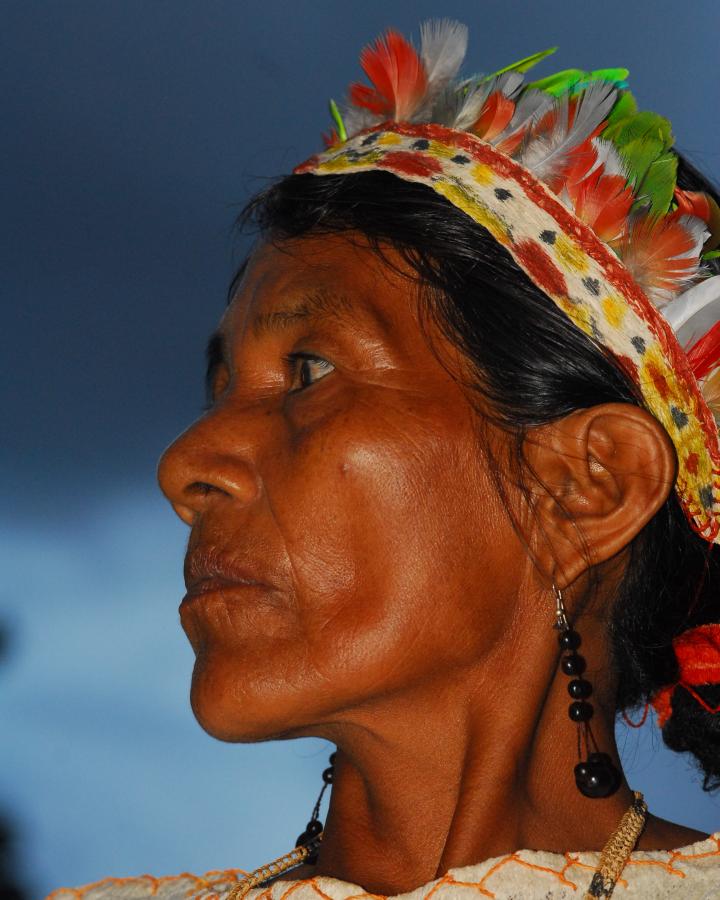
left=293, top=20, right=720, bottom=545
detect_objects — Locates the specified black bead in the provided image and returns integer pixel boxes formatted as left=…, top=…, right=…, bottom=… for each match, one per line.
left=295, top=831, right=310, bottom=847
left=568, top=678, right=592, bottom=699
left=561, top=653, right=586, bottom=676
left=574, top=753, right=622, bottom=798
left=305, top=819, right=323, bottom=837
left=322, top=766, right=334, bottom=784
left=329, top=751, right=337, bottom=765
left=558, top=629, right=581, bottom=651
left=569, top=700, right=594, bottom=722
left=306, top=849, right=319, bottom=865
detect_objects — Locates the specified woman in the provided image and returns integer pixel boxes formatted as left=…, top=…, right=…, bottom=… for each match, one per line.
left=51, top=20, right=720, bottom=899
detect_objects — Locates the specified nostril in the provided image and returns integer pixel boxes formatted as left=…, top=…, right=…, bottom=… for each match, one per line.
left=185, top=481, right=232, bottom=500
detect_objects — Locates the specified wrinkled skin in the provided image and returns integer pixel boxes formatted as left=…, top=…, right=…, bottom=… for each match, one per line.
left=158, top=233, right=705, bottom=894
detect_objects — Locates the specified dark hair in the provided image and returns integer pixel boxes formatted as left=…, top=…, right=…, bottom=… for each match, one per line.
left=236, top=157, right=720, bottom=789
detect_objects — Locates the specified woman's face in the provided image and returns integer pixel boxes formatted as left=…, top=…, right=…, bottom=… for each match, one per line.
left=157, top=233, right=526, bottom=742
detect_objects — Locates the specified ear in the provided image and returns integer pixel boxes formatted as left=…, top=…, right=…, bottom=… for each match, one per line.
left=522, top=402, right=678, bottom=589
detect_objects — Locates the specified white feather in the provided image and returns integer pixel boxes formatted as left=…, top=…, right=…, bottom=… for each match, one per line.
left=663, top=274, right=720, bottom=350
left=449, top=78, right=492, bottom=130
left=490, top=88, right=553, bottom=150
left=590, top=137, right=627, bottom=179
left=420, top=19, right=468, bottom=93
left=496, top=71, right=525, bottom=99
left=517, top=81, right=617, bottom=184
left=342, top=103, right=382, bottom=138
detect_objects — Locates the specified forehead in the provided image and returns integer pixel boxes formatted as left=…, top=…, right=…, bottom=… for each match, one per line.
left=221, top=233, right=421, bottom=340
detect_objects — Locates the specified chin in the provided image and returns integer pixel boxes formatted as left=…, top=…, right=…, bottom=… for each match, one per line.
left=188, top=652, right=308, bottom=743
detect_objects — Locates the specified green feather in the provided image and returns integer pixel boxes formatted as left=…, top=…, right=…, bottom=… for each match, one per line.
left=636, top=153, right=678, bottom=216
left=329, top=98, right=347, bottom=142
left=528, top=67, right=629, bottom=97
left=603, top=110, right=673, bottom=151
left=703, top=250, right=720, bottom=260
left=617, top=136, right=665, bottom=187
left=606, top=91, right=637, bottom=128
left=527, top=68, right=585, bottom=95
left=573, top=67, right=629, bottom=93
left=588, top=67, right=629, bottom=84
left=486, top=46, right=557, bottom=79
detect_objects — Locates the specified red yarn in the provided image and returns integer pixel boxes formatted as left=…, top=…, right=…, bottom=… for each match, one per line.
left=650, top=623, right=720, bottom=727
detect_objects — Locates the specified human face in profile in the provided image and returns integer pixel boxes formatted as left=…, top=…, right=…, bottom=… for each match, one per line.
left=157, top=232, right=522, bottom=743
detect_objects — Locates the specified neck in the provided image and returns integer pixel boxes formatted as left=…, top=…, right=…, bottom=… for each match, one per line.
left=302, top=608, right=633, bottom=895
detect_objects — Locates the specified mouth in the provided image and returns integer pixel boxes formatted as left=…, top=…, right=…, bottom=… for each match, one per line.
left=181, top=574, right=265, bottom=606
left=185, top=545, right=273, bottom=588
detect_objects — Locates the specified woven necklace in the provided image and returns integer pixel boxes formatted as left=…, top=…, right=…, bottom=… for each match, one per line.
left=226, top=790, right=647, bottom=900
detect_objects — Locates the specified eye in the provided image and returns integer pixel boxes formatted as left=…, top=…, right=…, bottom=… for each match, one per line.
left=285, top=352, right=335, bottom=393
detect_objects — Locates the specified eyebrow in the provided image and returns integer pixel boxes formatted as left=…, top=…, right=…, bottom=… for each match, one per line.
left=204, top=289, right=361, bottom=400
left=250, top=288, right=358, bottom=337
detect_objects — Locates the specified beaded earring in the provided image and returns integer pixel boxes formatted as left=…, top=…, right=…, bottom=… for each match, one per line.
left=553, top=584, right=622, bottom=799
left=295, top=749, right=336, bottom=863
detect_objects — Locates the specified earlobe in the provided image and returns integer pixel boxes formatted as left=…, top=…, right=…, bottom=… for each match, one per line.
left=524, top=402, right=678, bottom=587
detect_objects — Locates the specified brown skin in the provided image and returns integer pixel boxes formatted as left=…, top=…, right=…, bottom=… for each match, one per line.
left=158, top=233, right=707, bottom=894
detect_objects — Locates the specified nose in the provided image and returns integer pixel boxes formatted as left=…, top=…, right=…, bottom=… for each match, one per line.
left=157, top=409, right=264, bottom=526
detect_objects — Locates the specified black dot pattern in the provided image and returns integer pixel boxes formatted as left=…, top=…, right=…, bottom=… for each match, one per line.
left=540, top=229, right=556, bottom=244
left=700, top=485, right=714, bottom=510
left=494, top=187, right=512, bottom=201
left=582, top=277, right=601, bottom=296
left=631, top=336, right=646, bottom=355
left=671, top=406, right=689, bottom=429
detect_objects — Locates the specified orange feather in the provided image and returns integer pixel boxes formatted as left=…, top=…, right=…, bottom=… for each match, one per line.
left=349, top=29, right=428, bottom=120
left=687, top=320, right=720, bottom=381
left=567, top=169, right=634, bottom=243
left=471, top=92, right=515, bottom=141
left=618, top=214, right=705, bottom=305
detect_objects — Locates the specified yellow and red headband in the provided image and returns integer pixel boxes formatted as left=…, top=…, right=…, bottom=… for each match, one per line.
left=294, top=20, right=720, bottom=544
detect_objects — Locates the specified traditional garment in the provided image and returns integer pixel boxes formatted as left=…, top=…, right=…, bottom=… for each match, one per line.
left=46, top=829, right=720, bottom=900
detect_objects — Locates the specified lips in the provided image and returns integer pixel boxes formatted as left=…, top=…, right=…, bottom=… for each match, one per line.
left=184, top=545, right=272, bottom=594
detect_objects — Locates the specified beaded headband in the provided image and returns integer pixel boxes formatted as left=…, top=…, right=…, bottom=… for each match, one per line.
left=293, top=20, right=720, bottom=545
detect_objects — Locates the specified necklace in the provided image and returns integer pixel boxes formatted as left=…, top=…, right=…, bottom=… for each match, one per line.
left=226, top=790, right=647, bottom=900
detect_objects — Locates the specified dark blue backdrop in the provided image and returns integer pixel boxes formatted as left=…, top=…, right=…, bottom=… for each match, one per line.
left=2, top=2, right=720, bottom=896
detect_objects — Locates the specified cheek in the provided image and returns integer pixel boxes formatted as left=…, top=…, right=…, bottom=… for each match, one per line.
left=189, top=390, right=524, bottom=741
left=276, top=394, right=517, bottom=689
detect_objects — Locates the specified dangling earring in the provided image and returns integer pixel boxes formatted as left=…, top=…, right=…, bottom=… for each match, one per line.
left=552, top=584, right=622, bottom=799
left=295, top=749, right=335, bottom=863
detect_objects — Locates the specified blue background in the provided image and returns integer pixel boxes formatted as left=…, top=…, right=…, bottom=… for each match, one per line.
left=3, top=2, right=720, bottom=897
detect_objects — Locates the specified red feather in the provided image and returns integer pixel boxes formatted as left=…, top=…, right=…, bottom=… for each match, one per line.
left=687, top=320, right=720, bottom=381
left=349, top=29, right=428, bottom=120
left=617, top=214, right=704, bottom=305
left=562, top=138, right=598, bottom=185
left=567, top=169, right=634, bottom=243
left=470, top=92, right=515, bottom=141
left=674, top=189, right=711, bottom=223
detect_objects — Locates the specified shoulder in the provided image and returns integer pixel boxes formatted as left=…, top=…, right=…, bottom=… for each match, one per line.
left=43, top=834, right=720, bottom=900
left=44, top=869, right=249, bottom=900
left=452, top=830, right=720, bottom=899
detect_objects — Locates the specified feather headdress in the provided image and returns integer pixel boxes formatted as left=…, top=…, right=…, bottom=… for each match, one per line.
left=297, top=20, right=720, bottom=544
